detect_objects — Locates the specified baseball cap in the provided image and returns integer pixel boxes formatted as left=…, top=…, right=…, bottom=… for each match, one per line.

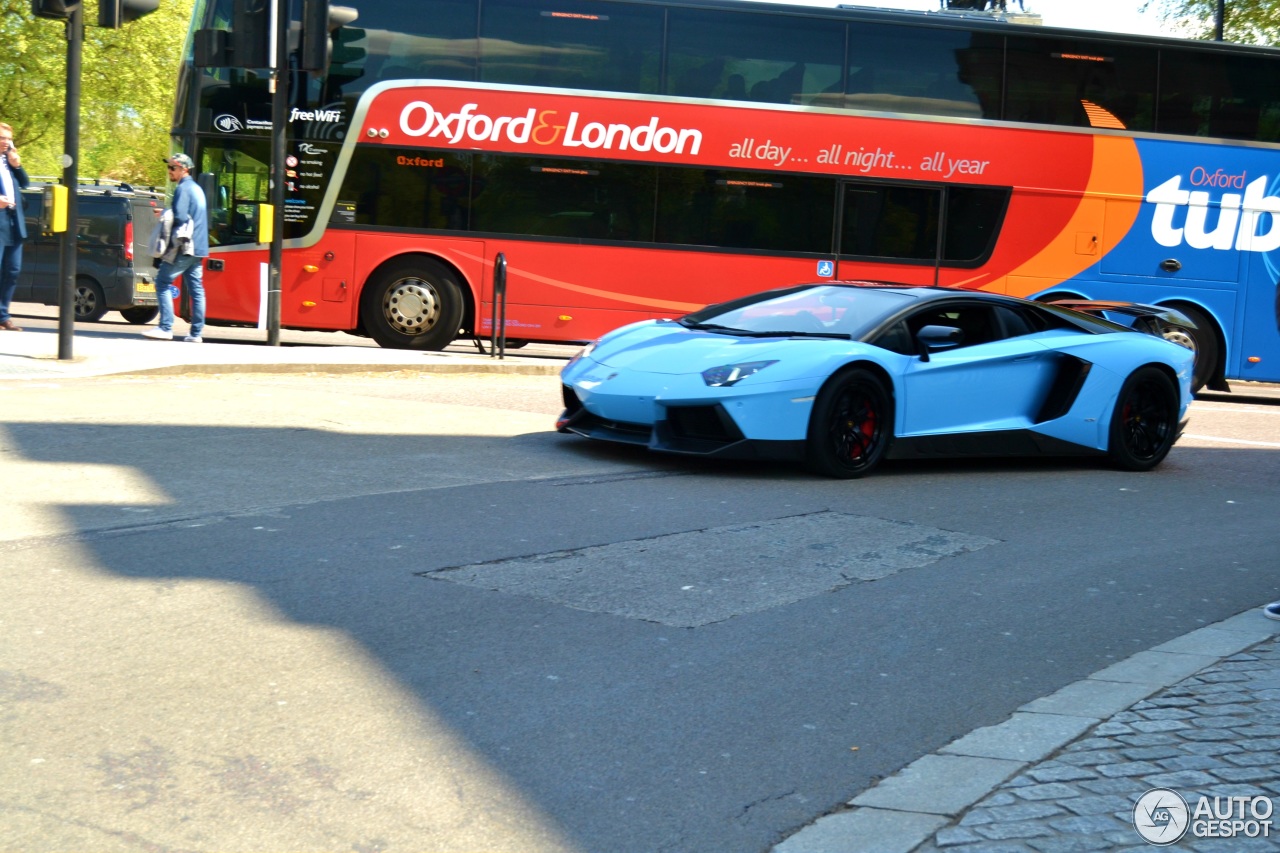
left=166, top=153, right=195, bottom=170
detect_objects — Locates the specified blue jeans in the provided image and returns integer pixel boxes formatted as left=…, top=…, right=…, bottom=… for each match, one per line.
left=0, top=240, right=22, bottom=323
left=155, top=254, right=205, bottom=335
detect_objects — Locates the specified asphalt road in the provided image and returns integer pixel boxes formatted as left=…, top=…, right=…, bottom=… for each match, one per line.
left=2, top=364, right=1279, bottom=852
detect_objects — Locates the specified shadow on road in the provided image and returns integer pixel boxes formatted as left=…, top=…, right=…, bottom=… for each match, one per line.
left=5, top=413, right=1279, bottom=853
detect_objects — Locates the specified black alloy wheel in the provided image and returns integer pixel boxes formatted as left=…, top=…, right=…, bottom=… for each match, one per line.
left=1108, top=366, right=1179, bottom=471
left=805, top=368, right=892, bottom=478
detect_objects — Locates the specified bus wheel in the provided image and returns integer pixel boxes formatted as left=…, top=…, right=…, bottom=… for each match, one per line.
left=1165, top=304, right=1217, bottom=393
left=362, top=260, right=464, bottom=351
left=74, top=279, right=107, bottom=323
left=120, top=306, right=160, bottom=325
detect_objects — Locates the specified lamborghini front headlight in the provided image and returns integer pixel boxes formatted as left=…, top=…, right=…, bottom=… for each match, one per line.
left=701, top=360, right=778, bottom=387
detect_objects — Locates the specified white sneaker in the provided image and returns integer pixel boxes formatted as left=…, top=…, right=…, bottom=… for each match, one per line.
left=141, top=328, right=173, bottom=340
left=183, top=335, right=203, bottom=343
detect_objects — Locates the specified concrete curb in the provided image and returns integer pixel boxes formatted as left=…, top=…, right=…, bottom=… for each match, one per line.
left=773, top=610, right=1280, bottom=853
left=109, top=361, right=565, bottom=376
left=0, top=326, right=571, bottom=379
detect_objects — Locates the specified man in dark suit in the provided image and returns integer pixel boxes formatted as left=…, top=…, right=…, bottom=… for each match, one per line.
left=0, top=121, right=30, bottom=332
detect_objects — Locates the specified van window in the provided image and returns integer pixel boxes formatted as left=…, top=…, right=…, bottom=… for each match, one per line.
left=77, top=199, right=126, bottom=246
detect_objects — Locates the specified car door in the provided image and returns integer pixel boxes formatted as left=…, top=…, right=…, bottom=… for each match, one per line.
left=893, top=302, right=1057, bottom=435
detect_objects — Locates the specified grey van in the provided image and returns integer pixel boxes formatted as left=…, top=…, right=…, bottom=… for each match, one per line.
left=15, top=181, right=166, bottom=324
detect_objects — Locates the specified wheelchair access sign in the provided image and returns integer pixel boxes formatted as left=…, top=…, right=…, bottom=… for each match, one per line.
left=817, top=260, right=834, bottom=278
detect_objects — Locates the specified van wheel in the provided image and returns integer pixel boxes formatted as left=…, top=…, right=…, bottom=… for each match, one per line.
left=120, top=306, right=159, bottom=325
left=74, top=279, right=107, bottom=323
left=360, top=259, right=464, bottom=351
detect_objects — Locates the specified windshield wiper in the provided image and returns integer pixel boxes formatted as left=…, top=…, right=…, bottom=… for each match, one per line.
left=679, top=320, right=742, bottom=332
left=679, top=319, right=851, bottom=339
left=736, top=330, right=853, bottom=340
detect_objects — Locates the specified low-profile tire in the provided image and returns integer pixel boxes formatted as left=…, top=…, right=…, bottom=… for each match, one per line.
left=1107, top=366, right=1179, bottom=471
left=1163, top=304, right=1217, bottom=394
left=805, top=368, right=893, bottom=478
left=360, top=259, right=464, bottom=351
left=73, top=278, right=108, bottom=323
left=120, top=305, right=159, bottom=325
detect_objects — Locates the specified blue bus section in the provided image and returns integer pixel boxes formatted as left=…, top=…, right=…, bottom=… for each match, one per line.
left=1048, top=138, right=1280, bottom=385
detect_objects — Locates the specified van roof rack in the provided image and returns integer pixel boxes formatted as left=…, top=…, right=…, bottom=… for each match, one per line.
left=27, top=176, right=166, bottom=196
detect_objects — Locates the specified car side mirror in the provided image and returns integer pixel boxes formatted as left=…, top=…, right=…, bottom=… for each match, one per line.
left=916, top=324, right=963, bottom=361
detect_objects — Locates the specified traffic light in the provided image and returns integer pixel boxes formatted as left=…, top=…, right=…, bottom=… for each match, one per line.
left=193, top=28, right=229, bottom=67
left=329, top=24, right=367, bottom=83
left=298, top=2, right=359, bottom=73
left=231, top=0, right=271, bottom=68
left=98, top=0, right=159, bottom=28
left=31, top=0, right=79, bottom=19
left=299, top=0, right=329, bottom=72
left=194, top=0, right=270, bottom=68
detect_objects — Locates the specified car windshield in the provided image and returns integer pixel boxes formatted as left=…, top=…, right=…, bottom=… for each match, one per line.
left=679, top=286, right=915, bottom=339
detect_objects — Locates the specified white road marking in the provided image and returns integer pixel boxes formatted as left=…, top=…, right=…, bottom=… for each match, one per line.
left=1182, top=434, right=1280, bottom=448
left=1192, top=403, right=1280, bottom=415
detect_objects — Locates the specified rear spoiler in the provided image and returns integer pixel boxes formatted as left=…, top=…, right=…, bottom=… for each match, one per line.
left=1050, top=301, right=1196, bottom=336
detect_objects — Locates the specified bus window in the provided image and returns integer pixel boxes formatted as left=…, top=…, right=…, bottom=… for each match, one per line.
left=844, top=23, right=987, bottom=119
left=841, top=183, right=939, bottom=262
left=665, top=8, right=842, bottom=105
left=480, top=0, right=662, bottom=94
left=1158, top=50, right=1280, bottom=142
left=1003, top=36, right=1156, bottom=132
left=655, top=170, right=836, bottom=253
left=943, top=186, right=1010, bottom=264
left=290, top=0, right=479, bottom=105
left=839, top=182, right=1009, bottom=265
left=471, top=155, right=657, bottom=242
left=340, top=147, right=473, bottom=232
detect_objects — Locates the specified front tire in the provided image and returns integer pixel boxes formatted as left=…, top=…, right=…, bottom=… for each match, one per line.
left=1108, top=367, right=1179, bottom=471
left=805, top=368, right=892, bottom=478
left=361, top=259, right=464, bottom=351
left=120, top=305, right=159, bottom=325
left=74, top=279, right=107, bottom=323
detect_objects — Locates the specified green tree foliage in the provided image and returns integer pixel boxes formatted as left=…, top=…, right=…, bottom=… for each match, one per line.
left=0, top=0, right=196, bottom=187
left=1150, top=0, right=1280, bottom=45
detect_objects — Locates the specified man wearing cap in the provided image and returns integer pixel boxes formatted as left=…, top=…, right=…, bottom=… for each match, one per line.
left=143, top=153, right=209, bottom=342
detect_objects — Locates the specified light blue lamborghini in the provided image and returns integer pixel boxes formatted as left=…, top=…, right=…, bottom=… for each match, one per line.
left=557, top=283, right=1196, bottom=478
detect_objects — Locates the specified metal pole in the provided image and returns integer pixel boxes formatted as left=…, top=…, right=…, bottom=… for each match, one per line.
left=267, top=0, right=288, bottom=346
left=491, top=253, right=506, bottom=359
left=1215, top=0, right=1224, bottom=40
left=57, top=6, right=82, bottom=361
